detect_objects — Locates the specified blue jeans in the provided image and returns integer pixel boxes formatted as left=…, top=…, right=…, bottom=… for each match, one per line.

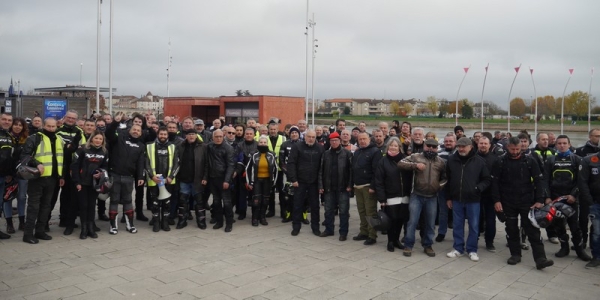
left=589, top=204, right=600, bottom=259
left=404, top=194, right=437, bottom=249
left=437, top=190, right=448, bottom=235
left=179, top=182, right=201, bottom=198
left=3, top=179, right=27, bottom=217
left=323, top=191, right=350, bottom=236
left=452, top=201, right=480, bottom=254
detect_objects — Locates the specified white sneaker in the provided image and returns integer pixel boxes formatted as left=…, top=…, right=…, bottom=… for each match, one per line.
left=549, top=237, right=559, bottom=244
left=447, top=250, right=464, bottom=258
left=469, top=252, right=479, bottom=262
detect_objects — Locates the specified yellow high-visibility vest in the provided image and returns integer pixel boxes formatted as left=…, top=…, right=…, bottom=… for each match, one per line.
left=146, top=143, right=176, bottom=186
left=268, top=135, right=285, bottom=170
left=35, top=133, right=64, bottom=177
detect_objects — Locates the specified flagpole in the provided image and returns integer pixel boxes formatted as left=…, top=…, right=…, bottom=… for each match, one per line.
left=304, top=0, right=309, bottom=124
left=529, top=67, right=538, bottom=138
left=108, top=0, right=113, bottom=115
left=480, top=63, right=489, bottom=131
left=310, top=13, right=316, bottom=128
left=96, top=0, right=102, bottom=114
left=507, top=64, right=522, bottom=133
left=589, top=67, right=594, bottom=132
left=455, top=65, right=470, bottom=126
left=561, top=68, right=574, bottom=135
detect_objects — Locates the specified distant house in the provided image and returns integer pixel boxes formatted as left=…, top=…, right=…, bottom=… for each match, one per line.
left=324, top=98, right=422, bottom=116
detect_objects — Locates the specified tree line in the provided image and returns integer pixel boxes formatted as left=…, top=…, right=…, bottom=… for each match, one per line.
left=387, top=91, right=596, bottom=120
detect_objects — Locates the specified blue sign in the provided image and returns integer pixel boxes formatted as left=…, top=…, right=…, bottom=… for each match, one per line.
left=44, top=99, right=67, bottom=119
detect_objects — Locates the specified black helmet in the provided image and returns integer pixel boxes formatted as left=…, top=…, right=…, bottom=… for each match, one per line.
left=553, top=201, right=575, bottom=218
left=528, top=204, right=559, bottom=229
left=367, top=210, right=391, bottom=231
left=94, top=169, right=113, bottom=194
left=16, top=157, right=40, bottom=180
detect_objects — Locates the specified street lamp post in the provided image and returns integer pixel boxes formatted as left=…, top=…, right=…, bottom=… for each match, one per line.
left=80, top=63, right=83, bottom=86
left=561, top=69, right=574, bottom=134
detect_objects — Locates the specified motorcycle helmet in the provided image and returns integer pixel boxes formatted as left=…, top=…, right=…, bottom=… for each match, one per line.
left=283, top=182, right=295, bottom=196
left=553, top=202, right=576, bottom=218
left=97, top=193, right=110, bottom=201
left=528, top=204, right=559, bottom=229
left=94, top=169, right=113, bottom=194
left=16, top=157, right=40, bottom=180
left=367, top=210, right=391, bottom=231
left=3, top=179, right=18, bottom=201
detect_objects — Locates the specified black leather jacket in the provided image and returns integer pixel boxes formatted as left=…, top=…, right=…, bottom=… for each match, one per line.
left=351, top=142, right=382, bottom=188
left=236, top=140, right=257, bottom=175
left=491, top=153, right=544, bottom=205
left=279, top=139, right=300, bottom=175
left=579, top=152, right=600, bottom=205
left=287, top=141, right=324, bottom=184
left=575, top=141, right=600, bottom=157
left=176, top=138, right=209, bottom=193
left=318, top=146, right=353, bottom=193
left=445, top=149, right=491, bottom=203
left=207, top=141, right=235, bottom=181
left=0, top=129, right=15, bottom=176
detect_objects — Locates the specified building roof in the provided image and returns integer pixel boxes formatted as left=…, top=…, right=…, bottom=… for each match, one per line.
left=324, top=98, right=353, bottom=103
left=34, top=86, right=116, bottom=93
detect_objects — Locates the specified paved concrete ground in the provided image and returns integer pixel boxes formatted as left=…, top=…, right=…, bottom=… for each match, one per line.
left=0, top=199, right=598, bottom=300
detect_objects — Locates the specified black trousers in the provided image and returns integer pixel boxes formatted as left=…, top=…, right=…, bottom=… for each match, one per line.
left=61, top=176, right=78, bottom=226
left=147, top=185, right=173, bottom=217
left=268, top=172, right=283, bottom=215
left=25, top=177, right=58, bottom=235
left=78, top=185, right=99, bottom=223
left=292, top=182, right=320, bottom=232
left=580, top=202, right=592, bottom=245
left=555, top=203, right=583, bottom=246
left=209, top=178, right=233, bottom=224
left=386, top=204, right=409, bottom=244
left=504, top=203, right=547, bottom=261
left=135, top=182, right=145, bottom=213
left=252, top=178, right=271, bottom=219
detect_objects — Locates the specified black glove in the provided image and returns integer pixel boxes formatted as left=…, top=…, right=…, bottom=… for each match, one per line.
left=72, top=130, right=82, bottom=145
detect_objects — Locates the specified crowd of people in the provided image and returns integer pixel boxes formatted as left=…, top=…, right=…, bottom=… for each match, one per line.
left=0, top=111, right=599, bottom=270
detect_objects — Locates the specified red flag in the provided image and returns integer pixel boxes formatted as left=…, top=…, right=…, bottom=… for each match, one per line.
left=569, top=68, right=574, bottom=75
left=464, top=67, right=469, bottom=73
left=514, top=67, right=520, bottom=73
left=529, top=68, right=533, bottom=74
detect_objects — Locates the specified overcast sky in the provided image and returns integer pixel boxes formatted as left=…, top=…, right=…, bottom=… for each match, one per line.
left=2, top=0, right=599, bottom=109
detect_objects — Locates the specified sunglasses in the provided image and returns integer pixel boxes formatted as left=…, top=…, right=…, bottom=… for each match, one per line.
left=227, top=132, right=236, bottom=135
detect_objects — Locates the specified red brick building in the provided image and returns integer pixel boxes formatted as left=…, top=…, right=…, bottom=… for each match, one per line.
left=164, top=95, right=305, bottom=125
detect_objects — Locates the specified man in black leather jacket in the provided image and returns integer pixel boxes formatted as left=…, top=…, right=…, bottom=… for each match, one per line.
left=288, top=129, right=324, bottom=236
left=317, top=132, right=352, bottom=241
left=206, top=129, right=235, bottom=232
